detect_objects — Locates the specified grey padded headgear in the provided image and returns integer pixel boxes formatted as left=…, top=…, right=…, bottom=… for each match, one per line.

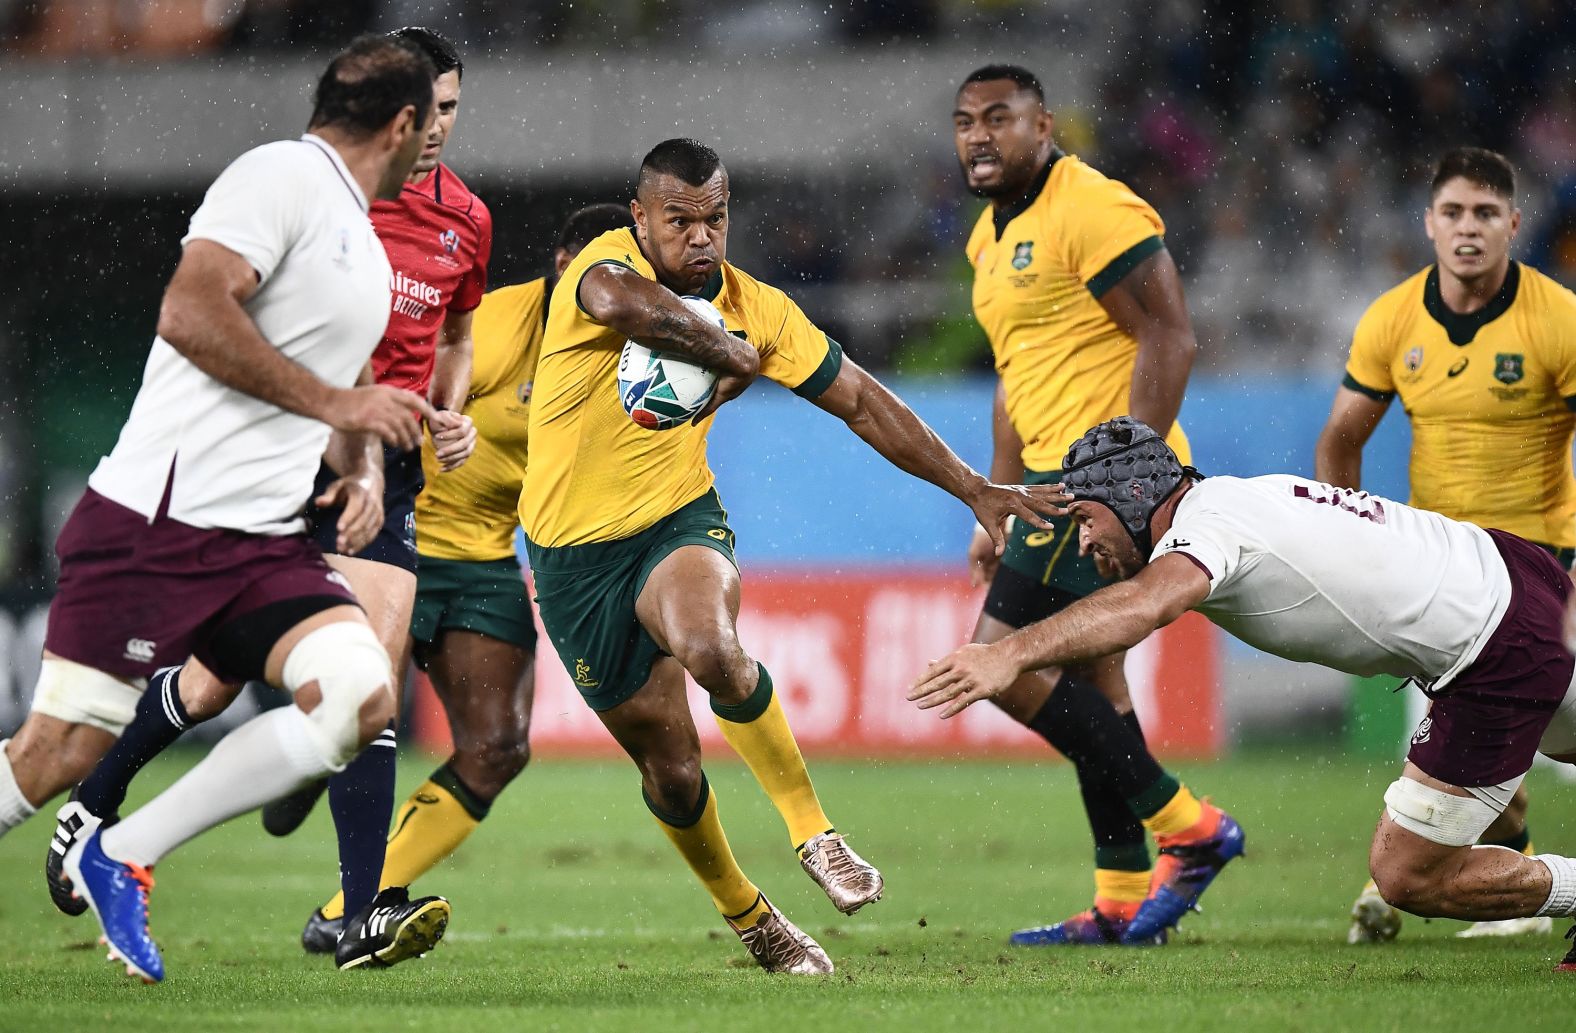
left=1062, top=417, right=1187, bottom=555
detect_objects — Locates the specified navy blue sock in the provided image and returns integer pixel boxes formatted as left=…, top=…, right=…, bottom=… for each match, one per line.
left=78, top=667, right=192, bottom=820
left=327, top=721, right=397, bottom=919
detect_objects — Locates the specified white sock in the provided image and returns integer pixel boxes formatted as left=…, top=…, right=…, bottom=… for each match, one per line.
left=100, top=706, right=334, bottom=868
left=0, top=740, right=38, bottom=838
left=1533, top=853, right=1576, bottom=917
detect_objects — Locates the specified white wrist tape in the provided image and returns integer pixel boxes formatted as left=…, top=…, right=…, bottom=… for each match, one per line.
left=1383, top=776, right=1502, bottom=848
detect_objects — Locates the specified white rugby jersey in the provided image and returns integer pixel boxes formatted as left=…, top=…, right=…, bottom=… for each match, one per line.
left=1155, top=475, right=1512, bottom=690
left=89, top=135, right=392, bottom=535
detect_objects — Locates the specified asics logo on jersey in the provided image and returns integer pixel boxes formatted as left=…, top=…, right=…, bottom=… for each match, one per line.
left=1024, top=530, right=1056, bottom=547
left=707, top=528, right=729, bottom=541
left=123, top=638, right=156, bottom=663
left=1448, top=357, right=1469, bottom=377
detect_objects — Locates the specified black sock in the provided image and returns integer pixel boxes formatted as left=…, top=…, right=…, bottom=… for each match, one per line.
left=1481, top=826, right=1531, bottom=853
left=1025, top=674, right=1173, bottom=818
left=77, top=667, right=193, bottom=820
left=328, top=721, right=397, bottom=919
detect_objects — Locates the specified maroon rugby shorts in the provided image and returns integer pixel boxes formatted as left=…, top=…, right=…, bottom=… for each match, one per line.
left=1407, top=529, right=1575, bottom=787
left=44, top=489, right=358, bottom=684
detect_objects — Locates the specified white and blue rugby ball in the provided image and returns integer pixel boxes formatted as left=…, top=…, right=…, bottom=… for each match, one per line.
left=617, top=295, right=723, bottom=431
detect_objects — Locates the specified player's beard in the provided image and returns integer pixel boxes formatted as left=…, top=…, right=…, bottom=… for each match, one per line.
left=959, top=160, right=1029, bottom=200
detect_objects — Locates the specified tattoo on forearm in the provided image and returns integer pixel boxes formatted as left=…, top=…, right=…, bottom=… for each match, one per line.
left=647, top=306, right=741, bottom=370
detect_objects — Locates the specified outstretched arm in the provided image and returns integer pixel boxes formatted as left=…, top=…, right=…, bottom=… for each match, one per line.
left=811, top=357, right=1064, bottom=553
left=909, top=552, right=1210, bottom=717
left=1097, top=247, right=1196, bottom=439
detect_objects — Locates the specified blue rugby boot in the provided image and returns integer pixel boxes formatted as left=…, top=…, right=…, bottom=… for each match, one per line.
left=1123, top=804, right=1245, bottom=945
left=63, top=828, right=163, bottom=983
left=1011, top=907, right=1165, bottom=947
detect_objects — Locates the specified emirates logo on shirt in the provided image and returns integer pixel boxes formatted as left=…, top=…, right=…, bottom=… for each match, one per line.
left=391, top=270, right=441, bottom=320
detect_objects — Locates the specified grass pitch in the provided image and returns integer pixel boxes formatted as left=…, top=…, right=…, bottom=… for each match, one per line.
left=1, top=751, right=1572, bottom=1032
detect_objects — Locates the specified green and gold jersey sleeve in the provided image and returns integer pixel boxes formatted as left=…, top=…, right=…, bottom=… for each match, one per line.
left=1342, top=290, right=1403, bottom=401
left=749, top=279, right=843, bottom=399
left=1545, top=280, right=1576, bottom=406
left=1055, top=172, right=1166, bottom=298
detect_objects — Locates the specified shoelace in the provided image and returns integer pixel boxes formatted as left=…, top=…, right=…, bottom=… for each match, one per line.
left=812, top=838, right=868, bottom=883
left=743, top=916, right=808, bottom=968
left=127, top=863, right=155, bottom=934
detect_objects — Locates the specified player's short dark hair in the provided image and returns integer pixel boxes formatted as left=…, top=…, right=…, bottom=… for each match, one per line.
left=389, top=25, right=463, bottom=81
left=558, top=203, right=635, bottom=252
left=1431, top=147, right=1515, bottom=202
left=309, top=34, right=435, bottom=139
left=638, top=138, right=725, bottom=193
left=959, top=64, right=1044, bottom=104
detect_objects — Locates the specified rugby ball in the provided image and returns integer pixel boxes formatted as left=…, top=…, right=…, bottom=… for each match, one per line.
left=617, top=296, right=722, bottom=430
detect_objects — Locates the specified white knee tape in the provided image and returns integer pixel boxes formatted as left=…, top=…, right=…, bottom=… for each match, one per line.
left=1383, top=777, right=1502, bottom=848
left=281, top=622, right=390, bottom=768
left=29, top=658, right=144, bottom=735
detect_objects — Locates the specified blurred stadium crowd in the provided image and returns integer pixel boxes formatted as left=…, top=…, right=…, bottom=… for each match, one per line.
left=1, top=0, right=1575, bottom=585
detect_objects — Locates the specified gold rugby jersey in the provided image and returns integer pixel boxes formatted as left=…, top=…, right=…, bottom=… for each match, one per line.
left=1343, top=261, right=1576, bottom=548
left=967, top=149, right=1190, bottom=470
left=519, top=228, right=841, bottom=547
left=417, top=277, right=546, bottom=561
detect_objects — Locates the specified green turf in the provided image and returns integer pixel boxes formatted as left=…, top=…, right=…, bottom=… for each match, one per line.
left=1, top=752, right=1572, bottom=1032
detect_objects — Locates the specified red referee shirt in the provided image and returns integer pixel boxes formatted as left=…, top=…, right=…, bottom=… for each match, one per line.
left=371, top=162, right=493, bottom=396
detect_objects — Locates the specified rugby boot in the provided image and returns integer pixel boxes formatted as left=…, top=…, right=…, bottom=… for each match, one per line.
left=1457, top=916, right=1553, bottom=938
left=1348, top=882, right=1403, bottom=944
left=1123, top=803, right=1245, bottom=944
left=798, top=831, right=883, bottom=915
left=730, top=897, right=834, bottom=974
left=46, top=788, right=105, bottom=917
left=1556, top=925, right=1576, bottom=973
left=261, top=776, right=329, bottom=837
left=1011, top=907, right=1165, bottom=947
left=301, top=908, right=345, bottom=954
left=335, top=887, right=450, bottom=970
left=63, top=829, right=163, bottom=983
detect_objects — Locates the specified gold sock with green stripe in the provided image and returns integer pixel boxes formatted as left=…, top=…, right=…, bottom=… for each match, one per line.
left=712, top=663, right=833, bottom=849
left=318, top=764, right=488, bottom=921
left=646, top=771, right=766, bottom=922
left=1134, top=780, right=1205, bottom=840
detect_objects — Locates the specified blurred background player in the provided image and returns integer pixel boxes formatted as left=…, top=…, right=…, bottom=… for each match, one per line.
left=951, top=64, right=1239, bottom=946
left=1316, top=146, right=1576, bottom=944
left=1, top=35, right=441, bottom=982
left=299, top=202, right=635, bottom=944
left=520, top=138, right=1062, bottom=974
left=46, top=25, right=487, bottom=968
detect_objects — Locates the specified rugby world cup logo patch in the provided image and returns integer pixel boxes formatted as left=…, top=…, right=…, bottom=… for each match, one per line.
left=1403, top=346, right=1423, bottom=373
left=439, top=229, right=460, bottom=255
